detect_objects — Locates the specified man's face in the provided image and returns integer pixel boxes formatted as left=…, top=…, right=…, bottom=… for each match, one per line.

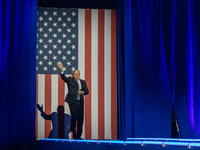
left=73, top=70, right=80, bottom=79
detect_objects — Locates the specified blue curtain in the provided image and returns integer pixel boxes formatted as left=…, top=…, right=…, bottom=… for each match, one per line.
left=118, top=0, right=200, bottom=139
left=0, top=0, right=37, bottom=147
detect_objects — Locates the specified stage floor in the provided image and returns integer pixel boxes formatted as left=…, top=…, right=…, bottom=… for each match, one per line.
left=36, top=138, right=200, bottom=150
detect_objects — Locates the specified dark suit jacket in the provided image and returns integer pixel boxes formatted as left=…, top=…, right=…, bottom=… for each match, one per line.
left=60, top=73, right=89, bottom=104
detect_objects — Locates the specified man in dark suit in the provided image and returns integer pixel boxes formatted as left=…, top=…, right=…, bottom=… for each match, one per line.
left=57, top=62, right=89, bottom=139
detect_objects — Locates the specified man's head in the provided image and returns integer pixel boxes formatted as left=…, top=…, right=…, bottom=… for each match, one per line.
left=73, top=70, right=80, bottom=79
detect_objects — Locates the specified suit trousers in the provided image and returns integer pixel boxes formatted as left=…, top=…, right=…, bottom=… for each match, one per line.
left=68, top=100, right=84, bottom=139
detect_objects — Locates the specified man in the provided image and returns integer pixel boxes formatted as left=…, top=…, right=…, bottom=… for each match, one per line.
left=57, top=62, right=89, bottom=139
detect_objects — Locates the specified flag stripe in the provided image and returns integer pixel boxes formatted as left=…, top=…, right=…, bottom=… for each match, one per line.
left=104, top=10, right=112, bottom=139
left=84, top=9, right=92, bottom=139
left=36, top=74, right=38, bottom=139
left=38, top=74, right=45, bottom=139
left=45, top=75, right=51, bottom=138
left=91, top=9, right=99, bottom=139
left=111, top=9, right=117, bottom=139
left=98, top=9, right=105, bottom=139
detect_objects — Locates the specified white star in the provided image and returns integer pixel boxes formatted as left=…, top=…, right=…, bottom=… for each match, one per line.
left=52, top=55, right=57, bottom=60
left=37, top=23, right=38, bottom=26
left=48, top=61, right=52, bottom=66
left=71, top=12, right=76, bottom=16
left=52, top=67, right=57, bottom=71
left=71, top=23, right=76, bottom=27
left=67, top=17, right=71, bottom=22
left=43, top=33, right=48, bottom=38
left=36, top=67, right=38, bottom=70
left=37, top=34, right=38, bottom=37
left=43, top=22, right=48, bottom=27
left=71, top=67, right=75, bottom=71
left=53, top=44, right=57, bottom=49
left=44, top=11, right=48, bottom=15
left=39, top=16, right=43, bottom=21
left=36, top=56, right=38, bottom=59
left=62, top=34, right=66, bottom=38
left=62, top=56, right=66, bottom=60
left=62, top=23, right=67, bottom=27
left=53, top=33, right=57, bottom=38
left=38, top=50, right=43, bottom=54
left=43, top=66, right=48, bottom=71
left=43, top=55, right=48, bottom=60
left=71, top=34, right=76, bottom=38
left=67, top=61, right=71, bottom=66
left=39, top=28, right=43, bottom=32
left=43, top=44, right=48, bottom=49
left=57, top=50, right=62, bottom=55
left=67, top=39, right=71, bottom=44
left=57, top=39, right=62, bottom=43
left=63, top=67, right=66, bottom=71
left=58, top=17, right=62, bottom=21
left=38, top=61, right=43, bottom=65
left=62, top=11, right=67, bottom=16
left=71, top=56, right=76, bottom=60
left=48, top=50, right=52, bottom=54
left=67, top=28, right=71, bottom=33
left=71, top=45, right=76, bottom=49
left=48, top=17, right=53, bottom=21
left=48, top=39, right=53, bottom=43
left=53, top=22, right=57, bottom=27
left=57, top=28, right=62, bottom=32
left=39, top=39, right=43, bottom=43
left=36, top=45, right=38, bottom=48
left=53, top=11, right=57, bottom=16
left=62, top=45, right=66, bottom=49
left=67, top=50, right=71, bottom=55
left=48, top=28, right=53, bottom=32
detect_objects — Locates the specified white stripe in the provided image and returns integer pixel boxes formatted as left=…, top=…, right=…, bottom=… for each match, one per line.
left=91, top=9, right=98, bottom=139
left=104, top=10, right=112, bottom=139
left=64, top=83, right=71, bottom=139
left=51, top=75, right=58, bottom=138
left=37, top=74, right=45, bottom=139
left=78, top=9, right=86, bottom=139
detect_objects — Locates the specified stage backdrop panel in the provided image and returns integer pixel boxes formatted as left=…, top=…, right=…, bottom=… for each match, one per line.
left=36, top=8, right=117, bottom=140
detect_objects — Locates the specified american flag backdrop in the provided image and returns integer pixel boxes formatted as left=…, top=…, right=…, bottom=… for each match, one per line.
left=36, top=8, right=117, bottom=140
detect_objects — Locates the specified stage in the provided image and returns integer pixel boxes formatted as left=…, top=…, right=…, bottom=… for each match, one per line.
left=35, top=138, right=200, bottom=150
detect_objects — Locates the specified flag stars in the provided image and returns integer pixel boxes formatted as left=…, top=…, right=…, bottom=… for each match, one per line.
left=52, top=55, right=57, bottom=60
left=38, top=50, right=43, bottom=54
left=62, top=34, right=66, bottom=38
left=39, top=39, right=43, bottom=43
left=67, top=61, right=71, bottom=66
left=57, top=39, right=62, bottom=43
left=57, top=50, right=62, bottom=55
left=52, top=67, right=57, bottom=71
left=71, top=23, right=76, bottom=27
left=43, top=55, right=48, bottom=60
left=71, top=56, right=76, bottom=60
left=36, top=56, right=38, bottom=59
left=43, top=11, right=48, bottom=15
left=48, top=39, right=53, bottom=43
left=37, top=45, right=38, bottom=48
left=58, top=17, right=62, bottom=21
left=53, top=22, right=57, bottom=27
left=71, top=45, right=76, bottom=50
left=71, top=34, right=76, bottom=38
left=48, top=17, right=53, bottom=21
left=67, top=39, right=71, bottom=44
left=53, top=11, right=57, bottom=16
left=43, top=44, right=48, bottom=49
left=57, top=28, right=62, bottom=32
left=62, top=11, right=67, bottom=16
left=43, top=66, right=48, bottom=71
left=71, top=67, right=76, bottom=71
left=48, top=28, right=53, bottom=32
left=43, top=22, right=48, bottom=27
left=71, top=12, right=76, bottom=16
left=63, top=67, right=66, bottom=71
left=48, top=61, right=52, bottom=66
left=38, top=61, right=43, bottom=65
left=53, top=44, right=57, bottom=49
left=62, top=23, right=67, bottom=27
left=39, top=28, right=43, bottom=32
left=39, top=16, right=43, bottom=21
left=53, top=33, right=57, bottom=38
left=48, top=50, right=52, bottom=55
left=67, top=28, right=71, bottom=33
left=67, top=17, right=71, bottom=22
left=62, top=45, right=66, bottom=49
left=67, top=50, right=71, bottom=55
left=43, top=33, right=48, bottom=38
left=62, top=56, right=66, bottom=60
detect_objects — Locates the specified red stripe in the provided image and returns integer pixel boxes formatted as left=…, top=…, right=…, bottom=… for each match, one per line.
left=45, top=75, right=51, bottom=138
left=58, top=76, right=65, bottom=138
left=98, top=9, right=105, bottom=139
left=85, top=9, right=92, bottom=139
left=111, top=10, right=117, bottom=140
left=36, top=74, right=38, bottom=139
